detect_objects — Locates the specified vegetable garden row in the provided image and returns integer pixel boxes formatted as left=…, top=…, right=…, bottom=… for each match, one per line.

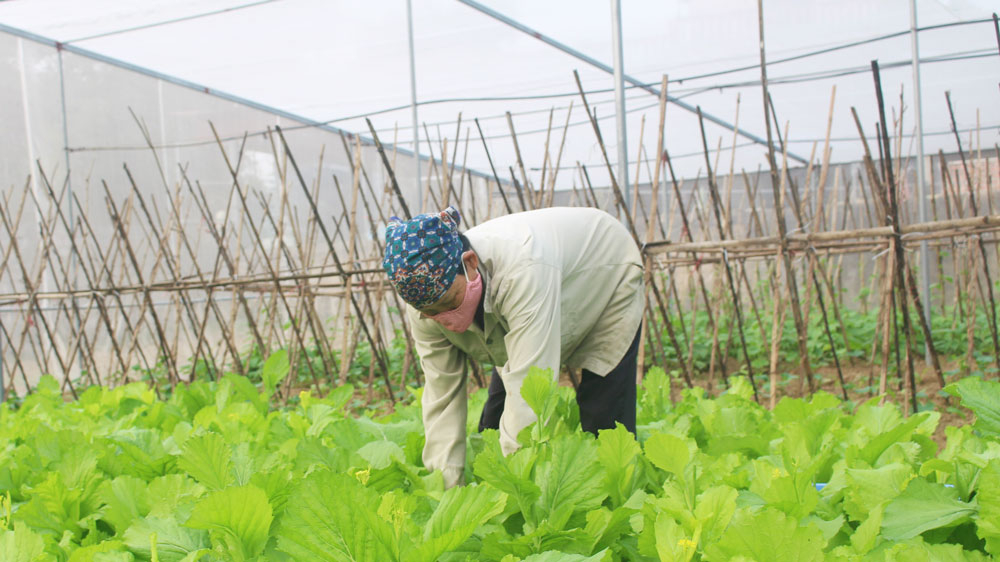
left=0, top=348, right=997, bottom=561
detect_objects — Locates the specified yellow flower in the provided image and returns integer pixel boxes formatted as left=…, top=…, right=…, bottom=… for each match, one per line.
left=678, top=538, right=697, bottom=549
left=772, top=468, right=783, bottom=479
left=354, top=467, right=371, bottom=485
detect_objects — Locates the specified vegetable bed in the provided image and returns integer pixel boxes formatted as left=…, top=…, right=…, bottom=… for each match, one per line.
left=0, top=351, right=997, bottom=561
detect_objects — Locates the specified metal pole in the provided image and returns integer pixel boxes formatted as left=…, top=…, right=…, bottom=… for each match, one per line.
left=455, top=0, right=808, bottom=165
left=610, top=0, right=629, bottom=208
left=58, top=46, right=86, bottom=383
left=406, top=0, right=422, bottom=212
left=910, top=0, right=931, bottom=364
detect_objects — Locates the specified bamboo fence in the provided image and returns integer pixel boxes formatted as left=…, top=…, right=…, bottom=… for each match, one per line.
left=1, top=64, right=999, bottom=414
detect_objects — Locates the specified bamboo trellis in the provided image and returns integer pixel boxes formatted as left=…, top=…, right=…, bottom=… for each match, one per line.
left=2, top=72, right=999, bottom=415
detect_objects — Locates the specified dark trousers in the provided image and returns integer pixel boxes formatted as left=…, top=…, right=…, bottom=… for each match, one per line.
left=477, top=328, right=640, bottom=435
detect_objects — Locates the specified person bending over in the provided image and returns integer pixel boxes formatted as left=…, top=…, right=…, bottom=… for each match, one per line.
left=383, top=206, right=643, bottom=488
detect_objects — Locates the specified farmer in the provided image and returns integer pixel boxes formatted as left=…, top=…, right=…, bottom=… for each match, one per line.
left=383, top=206, right=643, bottom=488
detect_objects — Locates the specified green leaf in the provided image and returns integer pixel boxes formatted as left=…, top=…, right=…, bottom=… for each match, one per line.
left=176, top=433, right=233, bottom=491
left=843, top=463, right=913, bottom=522
left=0, top=523, right=45, bottom=562
left=654, top=512, right=696, bottom=562
left=357, top=441, right=406, bottom=470
left=185, top=485, right=272, bottom=561
left=105, top=428, right=173, bottom=480
left=704, top=508, right=825, bottom=562
left=124, top=516, right=209, bottom=562
left=944, top=377, right=1000, bottom=438
left=596, top=424, right=642, bottom=508
left=220, top=373, right=268, bottom=414
left=67, top=540, right=133, bottom=562
left=854, top=414, right=925, bottom=467
left=520, top=367, right=561, bottom=442
left=849, top=502, right=883, bottom=554
left=276, top=470, right=397, bottom=562
left=536, top=434, right=607, bottom=530
left=644, top=433, right=692, bottom=477
left=146, top=475, right=206, bottom=519
left=881, top=478, right=977, bottom=540
left=99, top=476, right=150, bottom=534
left=262, top=350, right=291, bottom=398
left=584, top=502, right=640, bottom=554
left=975, top=459, right=1000, bottom=556
left=521, top=368, right=558, bottom=422
left=749, top=461, right=819, bottom=519
left=472, top=443, right=541, bottom=525
left=520, top=550, right=610, bottom=562
left=693, top=485, right=738, bottom=544
left=13, top=471, right=84, bottom=540
left=405, top=484, right=506, bottom=562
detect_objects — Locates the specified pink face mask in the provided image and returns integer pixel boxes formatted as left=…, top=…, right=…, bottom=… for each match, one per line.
left=429, top=261, right=482, bottom=333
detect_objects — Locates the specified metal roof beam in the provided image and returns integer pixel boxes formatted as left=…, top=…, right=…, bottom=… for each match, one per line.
left=455, top=0, right=809, bottom=165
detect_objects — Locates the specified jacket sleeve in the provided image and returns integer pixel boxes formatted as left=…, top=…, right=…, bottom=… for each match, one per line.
left=409, top=308, right=468, bottom=488
left=493, top=262, right=562, bottom=456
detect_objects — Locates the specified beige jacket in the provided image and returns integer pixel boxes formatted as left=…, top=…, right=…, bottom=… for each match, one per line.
left=407, top=207, right=644, bottom=488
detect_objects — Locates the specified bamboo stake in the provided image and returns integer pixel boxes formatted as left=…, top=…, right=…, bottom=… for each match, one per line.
left=945, top=91, right=1000, bottom=371
left=505, top=112, right=535, bottom=209
left=209, top=126, right=324, bottom=393
left=756, top=2, right=816, bottom=394
left=872, top=61, right=917, bottom=413
left=23, top=178, right=100, bottom=385
left=71, top=191, right=155, bottom=384
left=545, top=102, right=574, bottom=208
left=965, top=246, right=981, bottom=374
left=36, top=175, right=129, bottom=381
left=697, top=107, right=758, bottom=399
left=275, top=126, right=395, bottom=403
left=122, top=167, right=232, bottom=380
left=180, top=168, right=264, bottom=372
left=474, top=118, right=514, bottom=215
left=768, top=250, right=787, bottom=408
left=102, top=181, right=175, bottom=390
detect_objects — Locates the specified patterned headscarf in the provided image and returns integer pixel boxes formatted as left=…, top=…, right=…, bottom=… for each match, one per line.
left=383, top=206, right=463, bottom=308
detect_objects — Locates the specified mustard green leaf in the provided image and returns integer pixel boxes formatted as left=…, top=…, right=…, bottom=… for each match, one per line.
left=596, top=424, right=642, bottom=508
left=473, top=444, right=541, bottom=525
left=976, top=459, right=1000, bottom=556
left=882, top=478, right=977, bottom=540
left=184, top=485, right=272, bottom=561
left=405, top=484, right=506, bottom=562
left=176, top=433, right=233, bottom=492
left=693, top=485, right=738, bottom=544
left=357, top=440, right=406, bottom=470
left=704, top=508, right=825, bottom=562
left=145, top=474, right=206, bottom=519
left=261, top=350, right=291, bottom=398
left=654, top=512, right=696, bottom=562
left=843, top=463, right=913, bottom=522
left=66, top=539, right=133, bottom=562
left=276, top=470, right=397, bottom=562
left=99, top=476, right=150, bottom=534
left=945, top=377, right=1000, bottom=438
left=644, top=433, right=691, bottom=477
left=536, top=434, right=607, bottom=530
left=521, top=549, right=611, bottom=562
left=123, top=516, right=209, bottom=562
left=0, top=523, right=45, bottom=562
left=849, top=502, right=884, bottom=554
